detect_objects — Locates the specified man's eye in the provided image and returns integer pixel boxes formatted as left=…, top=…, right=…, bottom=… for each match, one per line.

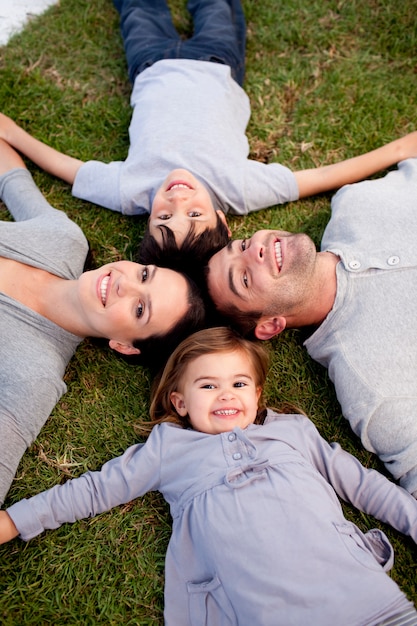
left=136, top=303, right=144, bottom=318
left=241, top=239, right=247, bottom=251
left=243, top=272, right=248, bottom=288
left=189, top=211, right=201, bottom=217
left=141, top=267, right=148, bottom=282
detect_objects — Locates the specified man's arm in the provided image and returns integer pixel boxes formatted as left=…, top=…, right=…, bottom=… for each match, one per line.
left=293, top=131, right=417, bottom=198
left=0, top=510, right=19, bottom=543
left=0, top=113, right=83, bottom=184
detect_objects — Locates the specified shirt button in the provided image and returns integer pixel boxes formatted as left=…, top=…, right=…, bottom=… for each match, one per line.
left=348, top=260, right=361, bottom=270
left=233, top=452, right=242, bottom=460
left=387, top=255, right=400, bottom=266
left=228, top=433, right=236, bottom=442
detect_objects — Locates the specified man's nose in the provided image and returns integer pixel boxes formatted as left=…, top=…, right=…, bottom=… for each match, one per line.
left=246, top=240, right=265, bottom=263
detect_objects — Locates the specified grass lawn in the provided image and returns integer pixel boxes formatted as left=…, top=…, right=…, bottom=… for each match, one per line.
left=0, top=0, right=416, bottom=623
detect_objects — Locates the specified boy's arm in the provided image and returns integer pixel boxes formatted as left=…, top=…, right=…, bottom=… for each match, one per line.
left=0, top=510, right=19, bottom=543
left=0, top=113, right=83, bottom=184
left=293, top=131, right=417, bottom=198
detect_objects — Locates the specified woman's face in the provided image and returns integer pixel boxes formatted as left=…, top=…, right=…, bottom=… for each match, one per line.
left=77, top=261, right=190, bottom=354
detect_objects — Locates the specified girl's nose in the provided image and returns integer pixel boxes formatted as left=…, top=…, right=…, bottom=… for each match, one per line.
left=219, top=388, right=235, bottom=401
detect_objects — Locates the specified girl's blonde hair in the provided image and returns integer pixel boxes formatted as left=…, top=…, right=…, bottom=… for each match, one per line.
left=137, top=327, right=270, bottom=436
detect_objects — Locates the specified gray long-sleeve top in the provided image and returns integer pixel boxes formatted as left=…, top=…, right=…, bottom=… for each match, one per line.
left=0, top=168, right=88, bottom=505
left=7, top=410, right=417, bottom=625
left=305, top=158, right=417, bottom=496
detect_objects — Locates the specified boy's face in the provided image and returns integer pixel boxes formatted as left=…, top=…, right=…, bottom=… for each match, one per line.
left=149, top=169, right=230, bottom=245
left=170, top=349, right=262, bottom=435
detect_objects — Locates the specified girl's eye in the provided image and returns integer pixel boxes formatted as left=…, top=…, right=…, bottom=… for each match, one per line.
left=159, top=214, right=171, bottom=220
left=234, top=382, right=246, bottom=388
left=241, top=239, right=247, bottom=251
left=136, top=303, right=144, bottom=318
left=201, top=384, right=215, bottom=389
left=189, top=211, right=201, bottom=217
left=141, top=267, right=148, bottom=282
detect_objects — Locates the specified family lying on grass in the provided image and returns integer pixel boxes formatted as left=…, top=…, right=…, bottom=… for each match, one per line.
left=1, top=0, right=417, bottom=622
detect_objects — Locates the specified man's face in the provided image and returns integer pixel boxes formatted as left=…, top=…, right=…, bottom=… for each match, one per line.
left=207, top=229, right=318, bottom=321
left=149, top=169, right=229, bottom=245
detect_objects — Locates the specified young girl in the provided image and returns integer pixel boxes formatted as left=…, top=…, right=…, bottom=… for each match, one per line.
left=1, top=327, right=417, bottom=626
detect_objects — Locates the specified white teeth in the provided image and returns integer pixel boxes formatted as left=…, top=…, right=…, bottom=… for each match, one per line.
left=170, top=183, right=189, bottom=190
left=100, top=276, right=110, bottom=305
left=274, top=241, right=282, bottom=270
left=214, top=409, right=238, bottom=416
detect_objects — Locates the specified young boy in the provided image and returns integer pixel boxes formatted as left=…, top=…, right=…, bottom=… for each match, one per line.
left=1, top=0, right=417, bottom=271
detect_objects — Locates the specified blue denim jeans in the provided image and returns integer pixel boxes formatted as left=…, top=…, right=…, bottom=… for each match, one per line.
left=113, top=0, right=246, bottom=85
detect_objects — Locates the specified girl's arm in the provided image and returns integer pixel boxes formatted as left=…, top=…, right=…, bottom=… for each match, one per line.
left=0, top=511, right=19, bottom=543
left=293, top=131, right=417, bottom=198
left=0, top=113, right=83, bottom=184
left=297, top=416, right=417, bottom=541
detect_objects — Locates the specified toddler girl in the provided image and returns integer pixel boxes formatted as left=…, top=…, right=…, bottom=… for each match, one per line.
left=1, top=327, right=417, bottom=625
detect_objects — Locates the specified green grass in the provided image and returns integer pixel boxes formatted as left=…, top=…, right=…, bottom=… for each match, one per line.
left=1, top=0, right=417, bottom=622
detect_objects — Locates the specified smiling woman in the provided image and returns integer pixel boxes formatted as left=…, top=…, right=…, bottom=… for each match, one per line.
left=0, top=139, right=205, bottom=507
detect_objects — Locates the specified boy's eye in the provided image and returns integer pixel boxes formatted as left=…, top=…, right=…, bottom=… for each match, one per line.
left=136, top=303, right=144, bottom=318
left=141, top=267, right=148, bottom=282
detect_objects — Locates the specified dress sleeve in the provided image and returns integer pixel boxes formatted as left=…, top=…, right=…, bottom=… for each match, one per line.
left=6, top=427, right=164, bottom=541
left=298, top=416, right=417, bottom=542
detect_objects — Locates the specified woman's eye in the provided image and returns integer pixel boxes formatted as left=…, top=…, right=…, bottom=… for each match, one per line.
left=159, top=214, right=171, bottom=221
left=241, top=239, right=247, bottom=251
left=136, top=303, right=144, bottom=318
left=141, top=267, right=148, bottom=282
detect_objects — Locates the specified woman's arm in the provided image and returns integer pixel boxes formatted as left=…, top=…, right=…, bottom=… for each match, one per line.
left=293, top=131, right=417, bottom=198
left=0, top=511, right=19, bottom=544
left=0, top=113, right=83, bottom=184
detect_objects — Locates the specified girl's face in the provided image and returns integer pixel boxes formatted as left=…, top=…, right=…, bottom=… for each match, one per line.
left=170, top=349, right=262, bottom=434
left=76, top=261, right=190, bottom=354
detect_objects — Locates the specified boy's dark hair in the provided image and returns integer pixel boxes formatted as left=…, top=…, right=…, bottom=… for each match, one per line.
left=137, top=214, right=230, bottom=287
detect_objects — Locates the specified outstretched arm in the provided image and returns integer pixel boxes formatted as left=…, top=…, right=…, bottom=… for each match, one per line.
left=0, top=511, right=19, bottom=544
left=293, top=131, right=417, bottom=198
left=0, top=113, right=83, bottom=184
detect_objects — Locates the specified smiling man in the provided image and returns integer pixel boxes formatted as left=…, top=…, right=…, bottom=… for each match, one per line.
left=207, top=158, right=417, bottom=499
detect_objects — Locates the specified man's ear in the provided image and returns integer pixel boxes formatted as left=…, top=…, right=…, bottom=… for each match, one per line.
left=254, top=316, right=287, bottom=341
left=216, top=210, right=232, bottom=237
left=170, top=391, right=188, bottom=416
left=108, top=339, right=141, bottom=356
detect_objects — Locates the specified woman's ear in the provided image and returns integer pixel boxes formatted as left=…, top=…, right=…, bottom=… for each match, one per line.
left=170, top=391, right=188, bottom=416
left=108, top=340, right=141, bottom=356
